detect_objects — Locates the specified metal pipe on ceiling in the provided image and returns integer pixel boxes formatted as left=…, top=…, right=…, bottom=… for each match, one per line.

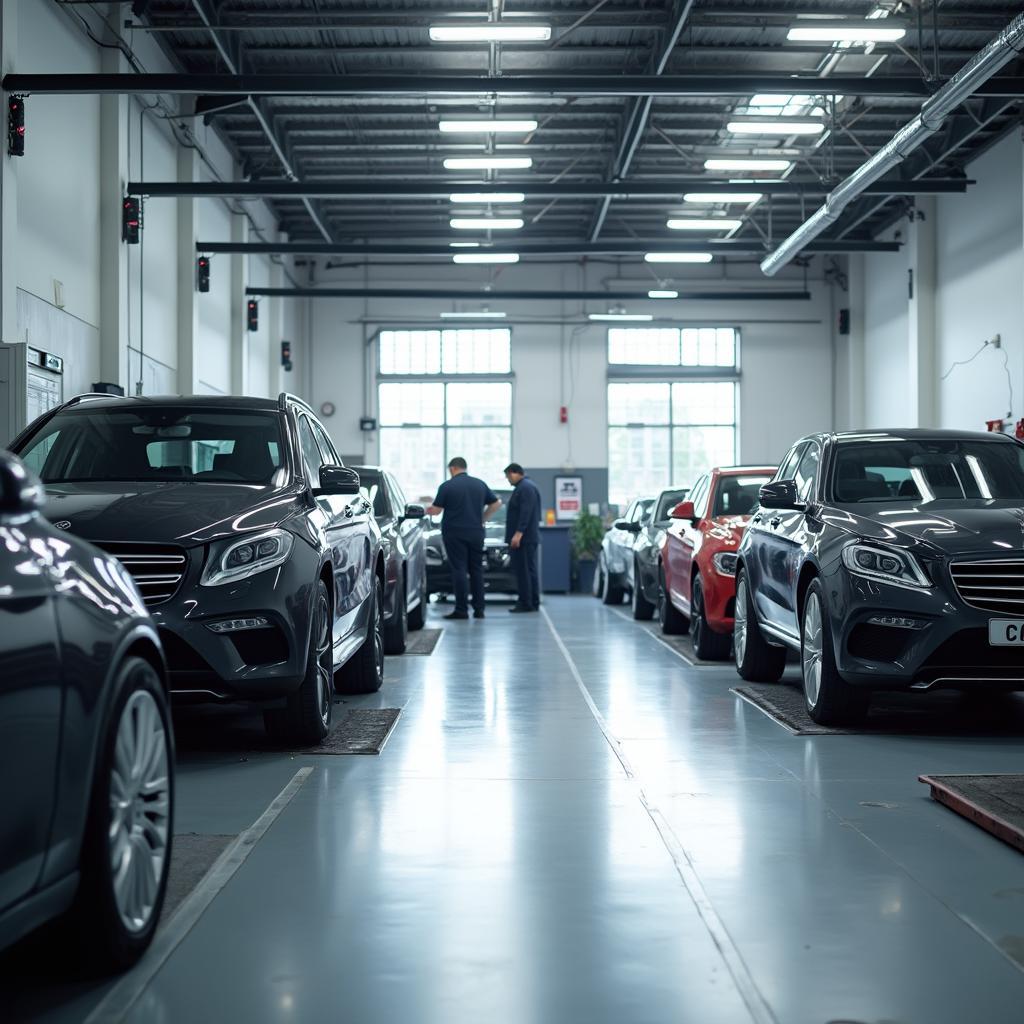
left=245, top=286, right=812, bottom=302
left=761, top=11, right=1024, bottom=276
left=7, top=73, right=1024, bottom=98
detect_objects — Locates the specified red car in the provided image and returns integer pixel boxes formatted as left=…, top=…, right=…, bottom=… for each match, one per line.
left=659, top=466, right=777, bottom=659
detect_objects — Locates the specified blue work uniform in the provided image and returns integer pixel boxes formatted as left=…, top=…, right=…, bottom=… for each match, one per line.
left=506, top=475, right=542, bottom=610
left=433, top=472, right=498, bottom=614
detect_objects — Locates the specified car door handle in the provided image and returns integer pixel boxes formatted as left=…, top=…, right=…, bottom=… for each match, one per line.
left=769, top=516, right=782, bottom=528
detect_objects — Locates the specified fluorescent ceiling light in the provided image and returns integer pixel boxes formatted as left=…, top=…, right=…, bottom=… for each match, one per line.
left=684, top=192, right=763, bottom=204
left=588, top=313, right=654, bottom=322
left=450, top=192, right=526, bottom=204
left=450, top=217, right=523, bottom=230
left=440, top=311, right=507, bottom=319
left=429, top=24, right=551, bottom=42
left=452, top=252, right=520, bottom=264
left=705, top=158, right=792, bottom=172
left=644, top=252, right=713, bottom=264
left=439, top=119, right=538, bottom=133
left=443, top=157, right=532, bottom=170
left=727, top=119, right=825, bottom=136
left=667, top=218, right=742, bottom=231
left=648, top=290, right=679, bottom=299
left=787, top=22, right=906, bottom=43
left=449, top=241, right=480, bottom=247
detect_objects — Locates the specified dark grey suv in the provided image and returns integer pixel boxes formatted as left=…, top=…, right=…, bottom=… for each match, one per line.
left=11, top=393, right=385, bottom=745
left=735, top=429, right=1024, bottom=725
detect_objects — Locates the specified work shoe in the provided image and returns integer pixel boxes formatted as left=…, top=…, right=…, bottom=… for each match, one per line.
left=508, top=606, right=533, bottom=614
left=473, top=609, right=485, bottom=619
left=444, top=610, right=469, bottom=620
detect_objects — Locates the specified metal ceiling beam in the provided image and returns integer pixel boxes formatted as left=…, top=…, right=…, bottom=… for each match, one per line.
left=590, top=0, right=695, bottom=241
left=130, top=178, right=971, bottom=199
left=9, top=73, right=1023, bottom=98
left=245, top=287, right=813, bottom=302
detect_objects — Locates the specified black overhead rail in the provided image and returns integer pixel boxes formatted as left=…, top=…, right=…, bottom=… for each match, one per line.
left=246, top=287, right=813, bottom=302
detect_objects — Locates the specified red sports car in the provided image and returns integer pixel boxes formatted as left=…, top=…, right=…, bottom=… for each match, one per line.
left=659, top=466, right=776, bottom=659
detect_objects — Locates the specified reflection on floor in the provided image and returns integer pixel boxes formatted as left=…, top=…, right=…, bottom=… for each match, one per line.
left=5, top=595, right=1024, bottom=1023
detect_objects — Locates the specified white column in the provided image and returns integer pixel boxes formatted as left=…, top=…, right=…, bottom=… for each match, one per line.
left=267, top=247, right=284, bottom=398
left=845, top=253, right=866, bottom=428
left=907, top=195, right=937, bottom=427
left=229, top=212, right=248, bottom=395
left=176, top=143, right=198, bottom=395
left=0, top=0, right=17, bottom=345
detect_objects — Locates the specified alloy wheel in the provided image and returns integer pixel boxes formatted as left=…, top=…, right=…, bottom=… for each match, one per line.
left=734, top=577, right=748, bottom=667
left=802, top=591, right=824, bottom=708
left=692, top=582, right=704, bottom=649
left=315, top=591, right=332, bottom=727
left=373, top=582, right=385, bottom=686
left=109, top=689, right=170, bottom=934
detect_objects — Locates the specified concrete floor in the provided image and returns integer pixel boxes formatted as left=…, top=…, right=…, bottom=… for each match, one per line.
left=9, top=593, right=1024, bottom=1023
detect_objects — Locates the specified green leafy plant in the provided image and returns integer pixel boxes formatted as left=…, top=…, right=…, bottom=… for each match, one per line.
left=570, top=510, right=605, bottom=562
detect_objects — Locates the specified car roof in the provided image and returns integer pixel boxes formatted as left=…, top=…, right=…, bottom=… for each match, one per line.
left=830, top=429, right=1017, bottom=444
left=56, top=395, right=283, bottom=413
left=714, top=465, right=777, bottom=476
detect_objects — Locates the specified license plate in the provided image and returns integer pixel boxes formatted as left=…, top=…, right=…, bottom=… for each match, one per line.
left=988, top=619, right=1024, bottom=646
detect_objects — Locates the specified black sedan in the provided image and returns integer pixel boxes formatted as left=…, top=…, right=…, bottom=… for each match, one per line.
left=10, top=393, right=385, bottom=746
left=623, top=487, right=689, bottom=620
left=353, top=465, right=428, bottom=654
left=0, top=451, right=173, bottom=970
left=735, top=429, right=1024, bottom=724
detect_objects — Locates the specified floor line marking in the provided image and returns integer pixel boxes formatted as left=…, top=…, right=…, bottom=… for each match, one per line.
left=85, top=766, right=315, bottom=1024
left=540, top=607, right=776, bottom=1024
left=607, top=606, right=706, bottom=668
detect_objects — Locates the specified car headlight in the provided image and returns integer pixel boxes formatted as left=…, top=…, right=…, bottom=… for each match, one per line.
left=841, top=543, right=930, bottom=590
left=712, top=551, right=738, bottom=576
left=200, top=528, right=294, bottom=587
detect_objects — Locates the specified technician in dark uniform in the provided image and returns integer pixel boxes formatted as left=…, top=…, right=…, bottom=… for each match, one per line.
left=426, top=457, right=502, bottom=620
left=503, top=463, right=542, bottom=613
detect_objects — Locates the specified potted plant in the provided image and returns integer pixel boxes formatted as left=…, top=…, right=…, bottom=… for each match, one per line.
left=570, top=510, right=604, bottom=594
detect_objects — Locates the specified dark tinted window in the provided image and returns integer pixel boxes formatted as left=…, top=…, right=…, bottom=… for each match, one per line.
left=794, top=444, right=820, bottom=502
left=356, top=469, right=390, bottom=518
left=655, top=488, right=689, bottom=522
left=18, top=407, right=284, bottom=484
left=775, top=443, right=806, bottom=483
left=832, top=439, right=1024, bottom=503
left=713, top=474, right=773, bottom=517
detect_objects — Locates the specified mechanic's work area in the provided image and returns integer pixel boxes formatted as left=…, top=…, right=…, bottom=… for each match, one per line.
left=5, top=4, right=1024, bottom=1024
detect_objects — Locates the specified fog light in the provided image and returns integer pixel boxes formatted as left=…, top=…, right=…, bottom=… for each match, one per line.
left=207, top=616, right=270, bottom=633
left=866, top=615, right=927, bottom=629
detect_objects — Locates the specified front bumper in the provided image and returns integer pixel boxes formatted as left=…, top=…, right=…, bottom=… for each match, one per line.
left=427, top=544, right=519, bottom=595
left=825, top=563, right=1024, bottom=691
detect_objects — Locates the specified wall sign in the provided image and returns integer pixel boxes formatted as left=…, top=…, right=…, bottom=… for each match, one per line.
left=554, top=475, right=583, bottom=521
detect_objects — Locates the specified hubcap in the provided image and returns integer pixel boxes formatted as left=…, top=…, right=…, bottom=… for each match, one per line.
left=802, top=592, right=824, bottom=707
left=315, top=593, right=332, bottom=725
left=374, top=583, right=384, bottom=682
left=734, top=577, right=747, bottom=667
left=109, top=688, right=170, bottom=934
left=692, top=582, right=703, bottom=645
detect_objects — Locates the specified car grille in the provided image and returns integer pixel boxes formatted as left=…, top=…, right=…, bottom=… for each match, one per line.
left=950, top=559, right=1024, bottom=615
left=94, top=542, right=188, bottom=606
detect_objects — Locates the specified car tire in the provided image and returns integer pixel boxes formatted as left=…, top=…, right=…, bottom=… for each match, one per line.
left=592, top=556, right=605, bottom=598
left=69, top=656, right=174, bottom=972
left=631, top=560, right=656, bottom=620
left=691, top=576, right=731, bottom=660
left=733, top=568, right=786, bottom=682
left=337, top=575, right=385, bottom=695
left=277, top=578, right=334, bottom=745
left=601, top=554, right=625, bottom=605
left=657, top=567, right=688, bottom=635
left=801, top=579, right=870, bottom=726
left=383, top=571, right=408, bottom=655
left=408, top=573, right=427, bottom=631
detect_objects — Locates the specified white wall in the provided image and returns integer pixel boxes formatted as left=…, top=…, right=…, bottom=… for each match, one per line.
left=862, top=224, right=908, bottom=428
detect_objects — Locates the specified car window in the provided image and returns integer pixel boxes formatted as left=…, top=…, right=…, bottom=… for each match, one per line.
left=633, top=499, right=655, bottom=524
left=713, top=474, right=773, bottom=517
left=620, top=501, right=637, bottom=525
left=690, top=476, right=710, bottom=519
left=298, top=416, right=325, bottom=483
left=309, top=419, right=339, bottom=466
left=357, top=470, right=389, bottom=518
left=388, top=473, right=408, bottom=512
left=794, top=444, right=821, bottom=502
left=776, top=443, right=806, bottom=483
left=655, top=488, right=688, bottom=522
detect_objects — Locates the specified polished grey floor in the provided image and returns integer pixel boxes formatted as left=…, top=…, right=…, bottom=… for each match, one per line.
left=13, top=594, right=1024, bottom=1022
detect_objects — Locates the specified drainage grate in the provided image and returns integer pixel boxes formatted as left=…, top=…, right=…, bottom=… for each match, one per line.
left=404, top=628, right=443, bottom=656
left=299, top=708, right=402, bottom=755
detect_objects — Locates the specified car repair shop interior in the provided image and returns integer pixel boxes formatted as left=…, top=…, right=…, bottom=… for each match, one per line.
left=3, top=2, right=1024, bottom=1022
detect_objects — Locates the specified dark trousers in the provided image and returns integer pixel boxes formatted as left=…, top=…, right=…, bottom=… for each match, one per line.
left=511, top=542, right=540, bottom=610
left=444, top=529, right=485, bottom=613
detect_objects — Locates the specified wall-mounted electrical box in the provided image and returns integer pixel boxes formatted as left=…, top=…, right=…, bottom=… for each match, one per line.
left=0, top=342, right=64, bottom=446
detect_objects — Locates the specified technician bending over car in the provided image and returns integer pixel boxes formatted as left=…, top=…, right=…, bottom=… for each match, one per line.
left=426, top=456, right=502, bottom=620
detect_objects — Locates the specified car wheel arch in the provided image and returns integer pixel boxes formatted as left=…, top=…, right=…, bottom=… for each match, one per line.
left=796, top=561, right=820, bottom=623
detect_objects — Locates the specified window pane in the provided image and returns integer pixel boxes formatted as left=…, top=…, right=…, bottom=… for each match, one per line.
left=440, top=328, right=510, bottom=374
left=446, top=427, right=510, bottom=490
left=681, top=329, right=700, bottom=366
left=672, top=426, right=736, bottom=485
left=698, top=328, right=718, bottom=366
left=671, top=382, right=735, bottom=425
left=608, top=426, right=671, bottom=508
left=716, top=327, right=736, bottom=367
left=380, top=427, right=445, bottom=502
left=379, top=330, right=442, bottom=375
left=608, top=382, right=670, bottom=425
left=446, top=382, right=511, bottom=426
left=378, top=382, right=444, bottom=426
left=608, top=328, right=680, bottom=365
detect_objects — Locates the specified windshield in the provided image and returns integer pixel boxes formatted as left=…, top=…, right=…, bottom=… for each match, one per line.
left=18, top=407, right=285, bottom=485
left=713, top=475, right=772, bottom=517
left=655, top=488, right=689, bottom=522
left=830, top=440, right=1024, bottom=504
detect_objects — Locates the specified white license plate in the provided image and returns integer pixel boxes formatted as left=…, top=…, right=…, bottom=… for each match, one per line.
left=988, top=619, right=1024, bottom=646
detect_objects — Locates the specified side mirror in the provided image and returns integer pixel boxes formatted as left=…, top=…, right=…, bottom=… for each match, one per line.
left=314, top=465, right=361, bottom=496
left=613, top=519, right=641, bottom=533
left=0, top=453, right=45, bottom=519
left=402, top=503, right=426, bottom=521
left=758, top=480, right=801, bottom=510
left=670, top=500, right=696, bottom=521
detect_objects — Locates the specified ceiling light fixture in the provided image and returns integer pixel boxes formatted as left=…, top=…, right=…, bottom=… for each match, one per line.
left=704, top=158, right=792, bottom=172
left=786, top=21, right=906, bottom=43
left=588, top=313, right=654, bottom=322
left=666, top=218, right=742, bottom=231
left=443, top=157, right=532, bottom=170
left=449, top=241, right=481, bottom=248
left=450, top=192, right=526, bottom=204
left=450, top=217, right=523, bottom=230
left=440, top=311, right=508, bottom=319
left=439, top=119, right=538, bottom=134
left=683, top=192, right=763, bottom=204
left=727, top=118, right=825, bottom=136
left=644, top=252, right=714, bottom=264
left=452, top=252, right=520, bottom=264
left=648, top=290, right=679, bottom=299
left=429, top=24, right=552, bottom=42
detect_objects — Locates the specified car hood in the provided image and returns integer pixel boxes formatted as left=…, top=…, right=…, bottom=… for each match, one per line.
left=43, top=481, right=308, bottom=547
left=826, top=499, right=1024, bottom=558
